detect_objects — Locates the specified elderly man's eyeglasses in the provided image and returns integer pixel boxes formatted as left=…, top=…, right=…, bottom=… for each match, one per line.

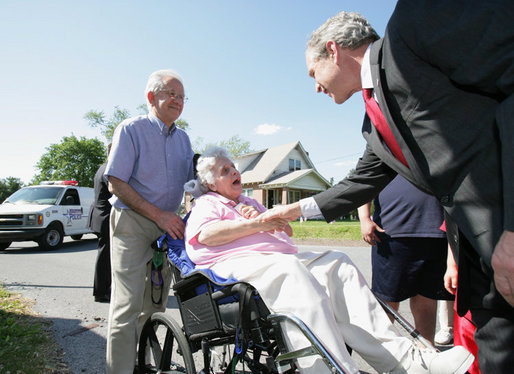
left=158, top=90, right=188, bottom=103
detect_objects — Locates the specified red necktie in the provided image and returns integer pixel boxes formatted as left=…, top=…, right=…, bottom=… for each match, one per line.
left=362, top=88, right=408, bottom=167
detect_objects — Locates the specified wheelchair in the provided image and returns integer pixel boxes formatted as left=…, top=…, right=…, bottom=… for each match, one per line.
left=137, top=231, right=433, bottom=374
left=136, top=233, right=351, bottom=374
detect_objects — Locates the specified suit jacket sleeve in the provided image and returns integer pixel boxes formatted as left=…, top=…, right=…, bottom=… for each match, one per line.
left=497, top=95, right=514, bottom=231
left=314, top=144, right=396, bottom=222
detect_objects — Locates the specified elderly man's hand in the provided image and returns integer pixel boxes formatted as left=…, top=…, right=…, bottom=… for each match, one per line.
left=259, top=202, right=302, bottom=223
left=156, top=211, right=185, bottom=240
left=491, top=230, right=514, bottom=307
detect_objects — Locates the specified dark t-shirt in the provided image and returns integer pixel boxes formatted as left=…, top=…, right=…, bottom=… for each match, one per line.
left=373, top=175, right=445, bottom=238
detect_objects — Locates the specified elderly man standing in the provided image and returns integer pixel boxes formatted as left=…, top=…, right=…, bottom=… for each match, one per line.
left=104, top=69, right=194, bottom=374
left=263, top=3, right=514, bottom=373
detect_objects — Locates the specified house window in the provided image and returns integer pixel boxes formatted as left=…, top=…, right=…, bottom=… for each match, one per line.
left=289, top=159, right=301, bottom=171
left=242, top=189, right=253, bottom=197
left=288, top=190, right=301, bottom=204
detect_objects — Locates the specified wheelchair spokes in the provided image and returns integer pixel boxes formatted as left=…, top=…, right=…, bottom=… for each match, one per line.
left=138, top=312, right=196, bottom=373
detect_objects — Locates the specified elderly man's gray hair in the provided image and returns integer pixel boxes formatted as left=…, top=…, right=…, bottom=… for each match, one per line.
left=307, top=11, right=379, bottom=61
left=184, top=146, right=232, bottom=198
left=145, top=69, right=184, bottom=112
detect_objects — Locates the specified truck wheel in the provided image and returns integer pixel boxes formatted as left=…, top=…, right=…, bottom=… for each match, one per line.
left=70, top=234, right=83, bottom=240
left=0, top=242, right=11, bottom=251
left=38, top=223, right=64, bottom=250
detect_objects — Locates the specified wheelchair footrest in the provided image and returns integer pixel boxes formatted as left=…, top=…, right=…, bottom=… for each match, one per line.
left=275, top=346, right=319, bottom=362
left=268, top=313, right=348, bottom=374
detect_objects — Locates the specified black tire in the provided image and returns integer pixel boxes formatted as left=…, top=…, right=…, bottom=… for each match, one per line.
left=38, top=223, right=64, bottom=250
left=138, top=312, right=196, bottom=373
left=70, top=234, right=83, bottom=240
left=0, top=242, right=11, bottom=251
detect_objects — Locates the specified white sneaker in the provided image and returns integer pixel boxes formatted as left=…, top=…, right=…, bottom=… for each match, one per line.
left=391, top=345, right=474, bottom=374
left=434, top=327, right=454, bottom=345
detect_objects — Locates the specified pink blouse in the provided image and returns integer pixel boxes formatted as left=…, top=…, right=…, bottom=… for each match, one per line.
left=185, top=192, right=297, bottom=268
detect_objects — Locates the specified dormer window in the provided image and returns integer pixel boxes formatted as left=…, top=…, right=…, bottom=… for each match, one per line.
left=289, top=158, right=301, bottom=171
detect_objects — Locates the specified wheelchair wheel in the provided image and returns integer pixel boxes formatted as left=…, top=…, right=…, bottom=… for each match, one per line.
left=138, top=312, right=196, bottom=373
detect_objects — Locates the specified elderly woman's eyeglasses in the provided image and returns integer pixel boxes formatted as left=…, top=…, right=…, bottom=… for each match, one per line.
left=158, top=90, right=188, bottom=103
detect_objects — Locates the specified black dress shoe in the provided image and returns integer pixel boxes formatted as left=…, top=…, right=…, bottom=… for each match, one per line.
left=94, top=294, right=111, bottom=303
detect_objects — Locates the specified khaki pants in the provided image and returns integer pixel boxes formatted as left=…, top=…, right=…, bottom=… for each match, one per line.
left=106, top=208, right=171, bottom=374
left=211, top=250, right=412, bottom=374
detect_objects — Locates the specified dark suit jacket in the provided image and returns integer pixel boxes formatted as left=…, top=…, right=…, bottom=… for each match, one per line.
left=88, top=162, right=112, bottom=234
left=314, top=0, right=514, bottom=317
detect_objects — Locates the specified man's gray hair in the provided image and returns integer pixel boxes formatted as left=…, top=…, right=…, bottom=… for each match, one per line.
left=307, top=11, right=379, bottom=61
left=184, top=146, right=232, bottom=198
left=145, top=69, right=184, bottom=112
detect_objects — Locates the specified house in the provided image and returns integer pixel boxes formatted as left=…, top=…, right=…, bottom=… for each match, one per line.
left=234, top=141, right=331, bottom=208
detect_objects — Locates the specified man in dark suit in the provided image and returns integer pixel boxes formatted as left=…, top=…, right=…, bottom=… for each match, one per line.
left=262, top=3, right=513, bottom=373
left=89, top=144, right=112, bottom=303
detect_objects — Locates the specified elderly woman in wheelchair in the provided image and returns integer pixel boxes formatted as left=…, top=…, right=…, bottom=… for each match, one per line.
left=139, top=146, right=473, bottom=374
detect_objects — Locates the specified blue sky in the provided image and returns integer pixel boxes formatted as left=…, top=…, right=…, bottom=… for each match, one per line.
left=0, top=0, right=397, bottom=184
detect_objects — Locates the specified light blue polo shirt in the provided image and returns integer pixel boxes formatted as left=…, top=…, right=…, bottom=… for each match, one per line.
left=105, top=114, right=194, bottom=213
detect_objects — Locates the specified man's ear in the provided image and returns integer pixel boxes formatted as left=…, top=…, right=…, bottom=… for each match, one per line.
left=326, top=40, right=339, bottom=63
left=207, top=183, right=217, bottom=192
left=147, top=91, right=155, bottom=107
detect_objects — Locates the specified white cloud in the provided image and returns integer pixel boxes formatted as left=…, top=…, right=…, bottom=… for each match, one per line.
left=254, top=123, right=282, bottom=135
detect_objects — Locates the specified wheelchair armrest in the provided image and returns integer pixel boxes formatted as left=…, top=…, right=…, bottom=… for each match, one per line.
left=172, top=272, right=210, bottom=293
left=211, top=283, right=245, bottom=302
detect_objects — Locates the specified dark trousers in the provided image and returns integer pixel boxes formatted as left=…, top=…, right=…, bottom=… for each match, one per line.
left=472, top=308, right=514, bottom=374
left=93, top=225, right=111, bottom=297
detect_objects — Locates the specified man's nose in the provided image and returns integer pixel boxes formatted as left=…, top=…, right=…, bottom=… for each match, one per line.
left=315, top=82, right=322, bottom=93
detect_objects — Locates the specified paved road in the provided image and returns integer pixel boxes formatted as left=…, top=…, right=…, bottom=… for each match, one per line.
left=0, top=236, right=414, bottom=373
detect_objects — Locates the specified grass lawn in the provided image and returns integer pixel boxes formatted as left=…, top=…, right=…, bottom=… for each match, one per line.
left=290, top=220, right=363, bottom=241
left=0, top=285, right=70, bottom=374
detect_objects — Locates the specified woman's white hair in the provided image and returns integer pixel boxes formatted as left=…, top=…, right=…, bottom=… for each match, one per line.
left=145, top=69, right=184, bottom=112
left=184, top=146, right=232, bottom=198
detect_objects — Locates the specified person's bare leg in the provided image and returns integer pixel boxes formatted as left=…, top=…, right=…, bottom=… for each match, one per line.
left=410, top=295, right=437, bottom=344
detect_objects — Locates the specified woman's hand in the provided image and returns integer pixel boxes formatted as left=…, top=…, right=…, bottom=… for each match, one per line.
left=253, top=215, right=290, bottom=233
left=444, top=246, right=458, bottom=295
left=237, top=204, right=260, bottom=219
left=359, top=217, right=385, bottom=245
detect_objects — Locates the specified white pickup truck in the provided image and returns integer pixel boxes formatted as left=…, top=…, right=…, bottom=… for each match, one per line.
left=0, top=181, right=94, bottom=250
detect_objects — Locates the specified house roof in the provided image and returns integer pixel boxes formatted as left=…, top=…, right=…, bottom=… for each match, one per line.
left=236, top=141, right=315, bottom=184
left=234, top=141, right=331, bottom=191
left=259, top=168, right=329, bottom=191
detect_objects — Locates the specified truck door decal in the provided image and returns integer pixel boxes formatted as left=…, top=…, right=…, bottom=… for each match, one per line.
left=62, top=208, right=84, bottom=224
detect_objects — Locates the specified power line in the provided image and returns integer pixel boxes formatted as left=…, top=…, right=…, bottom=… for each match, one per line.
left=315, top=152, right=362, bottom=164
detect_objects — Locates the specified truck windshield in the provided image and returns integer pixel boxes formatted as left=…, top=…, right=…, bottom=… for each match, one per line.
left=4, top=187, right=63, bottom=205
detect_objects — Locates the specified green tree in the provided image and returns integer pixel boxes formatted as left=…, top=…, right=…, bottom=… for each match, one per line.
left=175, top=118, right=190, bottom=131
left=85, top=105, right=190, bottom=142
left=33, top=135, right=106, bottom=187
left=84, top=106, right=130, bottom=143
left=193, top=135, right=252, bottom=158
left=0, top=177, right=25, bottom=202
